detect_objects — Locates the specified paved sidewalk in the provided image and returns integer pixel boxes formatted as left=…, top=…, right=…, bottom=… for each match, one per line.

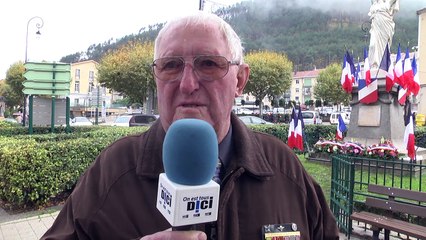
left=0, top=206, right=61, bottom=240
left=0, top=205, right=406, bottom=240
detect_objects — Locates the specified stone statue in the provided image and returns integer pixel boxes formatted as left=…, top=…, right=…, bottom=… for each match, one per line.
left=368, top=0, right=399, bottom=69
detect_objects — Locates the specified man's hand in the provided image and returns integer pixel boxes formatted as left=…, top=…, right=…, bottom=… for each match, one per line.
left=140, top=230, right=207, bottom=240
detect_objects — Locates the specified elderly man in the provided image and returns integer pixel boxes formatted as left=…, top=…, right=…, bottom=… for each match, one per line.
left=42, top=11, right=339, bottom=240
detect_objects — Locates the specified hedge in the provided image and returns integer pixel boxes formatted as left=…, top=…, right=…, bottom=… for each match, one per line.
left=1, top=124, right=425, bottom=209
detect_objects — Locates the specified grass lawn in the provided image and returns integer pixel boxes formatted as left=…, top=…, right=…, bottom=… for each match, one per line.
left=297, top=154, right=333, bottom=203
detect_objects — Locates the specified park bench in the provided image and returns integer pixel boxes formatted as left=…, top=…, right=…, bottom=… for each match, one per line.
left=350, top=184, right=426, bottom=240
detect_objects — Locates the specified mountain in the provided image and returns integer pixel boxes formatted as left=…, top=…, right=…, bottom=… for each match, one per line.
left=60, top=0, right=418, bottom=72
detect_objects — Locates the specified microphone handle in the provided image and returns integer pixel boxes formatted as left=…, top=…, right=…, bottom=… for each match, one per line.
left=172, top=225, right=199, bottom=231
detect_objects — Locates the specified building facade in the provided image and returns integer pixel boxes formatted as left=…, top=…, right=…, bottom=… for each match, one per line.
left=290, top=69, right=321, bottom=105
left=69, top=60, right=122, bottom=117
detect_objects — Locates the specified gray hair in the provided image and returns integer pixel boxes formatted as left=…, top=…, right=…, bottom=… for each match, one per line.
left=154, top=11, right=244, bottom=64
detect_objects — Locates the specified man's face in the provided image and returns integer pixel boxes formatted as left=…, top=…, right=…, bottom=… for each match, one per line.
left=154, top=21, right=248, bottom=142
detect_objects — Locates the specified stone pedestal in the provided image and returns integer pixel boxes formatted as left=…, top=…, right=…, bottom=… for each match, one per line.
left=346, top=70, right=424, bottom=162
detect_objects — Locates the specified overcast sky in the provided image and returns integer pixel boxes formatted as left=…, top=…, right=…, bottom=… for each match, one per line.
left=0, top=0, right=240, bottom=79
left=0, top=0, right=424, bottom=80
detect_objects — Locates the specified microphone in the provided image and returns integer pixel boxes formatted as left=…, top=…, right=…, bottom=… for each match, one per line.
left=156, top=118, right=220, bottom=229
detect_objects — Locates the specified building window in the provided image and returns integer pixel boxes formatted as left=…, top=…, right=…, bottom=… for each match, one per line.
left=89, top=71, right=94, bottom=81
left=296, top=79, right=299, bottom=84
left=304, top=79, right=312, bottom=86
left=74, top=98, right=79, bottom=106
left=89, top=83, right=94, bottom=93
left=304, top=88, right=311, bottom=95
left=296, top=88, right=299, bottom=93
left=74, top=81, right=80, bottom=93
left=75, top=69, right=80, bottom=80
left=295, top=96, right=299, bottom=101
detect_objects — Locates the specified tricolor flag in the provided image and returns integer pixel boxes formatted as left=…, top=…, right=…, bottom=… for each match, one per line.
left=355, top=62, right=361, bottom=85
left=403, top=103, right=415, bottom=161
left=402, top=47, right=414, bottom=95
left=358, top=48, right=378, bottom=104
left=287, top=108, right=304, bottom=151
left=398, top=85, right=408, bottom=105
left=336, top=114, right=347, bottom=141
left=341, top=52, right=355, bottom=93
left=411, top=57, right=420, bottom=96
left=394, top=44, right=405, bottom=88
left=379, top=43, right=394, bottom=92
left=364, top=47, right=371, bottom=85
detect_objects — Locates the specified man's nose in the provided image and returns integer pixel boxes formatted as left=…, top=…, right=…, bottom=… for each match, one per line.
left=179, top=63, right=200, bottom=93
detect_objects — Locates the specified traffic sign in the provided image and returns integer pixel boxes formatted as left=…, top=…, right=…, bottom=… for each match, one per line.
left=23, top=61, right=71, bottom=96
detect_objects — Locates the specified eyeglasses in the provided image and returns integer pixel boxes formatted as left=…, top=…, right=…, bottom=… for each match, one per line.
left=152, top=55, right=240, bottom=82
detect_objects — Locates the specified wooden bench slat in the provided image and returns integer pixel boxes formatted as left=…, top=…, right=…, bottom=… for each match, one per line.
left=366, top=197, right=426, bottom=217
left=351, top=211, right=426, bottom=239
left=368, top=184, right=426, bottom=202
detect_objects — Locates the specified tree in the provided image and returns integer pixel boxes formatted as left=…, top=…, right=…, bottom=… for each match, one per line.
left=4, top=62, right=26, bottom=111
left=244, top=51, right=292, bottom=116
left=313, top=63, right=351, bottom=107
left=97, top=41, right=155, bottom=105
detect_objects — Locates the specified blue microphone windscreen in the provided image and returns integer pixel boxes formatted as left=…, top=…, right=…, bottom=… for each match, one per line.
left=163, top=119, right=218, bottom=185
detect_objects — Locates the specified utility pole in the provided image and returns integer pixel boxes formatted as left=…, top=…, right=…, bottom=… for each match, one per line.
left=199, top=0, right=204, bottom=10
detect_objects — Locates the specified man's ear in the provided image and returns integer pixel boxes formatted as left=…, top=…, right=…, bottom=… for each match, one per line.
left=235, top=63, right=250, bottom=96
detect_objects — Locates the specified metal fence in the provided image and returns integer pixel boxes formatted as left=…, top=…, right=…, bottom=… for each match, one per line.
left=330, top=154, right=426, bottom=238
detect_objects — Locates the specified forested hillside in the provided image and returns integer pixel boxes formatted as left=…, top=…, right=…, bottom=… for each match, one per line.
left=60, top=0, right=418, bottom=72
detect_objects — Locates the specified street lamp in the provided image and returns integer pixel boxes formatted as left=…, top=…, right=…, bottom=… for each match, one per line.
left=23, top=16, right=44, bottom=126
left=25, top=16, right=44, bottom=62
left=361, top=20, right=371, bottom=45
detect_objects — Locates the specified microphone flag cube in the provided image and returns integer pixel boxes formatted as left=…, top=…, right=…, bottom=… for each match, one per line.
left=156, top=173, right=220, bottom=227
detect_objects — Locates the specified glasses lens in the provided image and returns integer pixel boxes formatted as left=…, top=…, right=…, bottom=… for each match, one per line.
left=194, top=56, right=229, bottom=81
left=153, top=57, right=184, bottom=81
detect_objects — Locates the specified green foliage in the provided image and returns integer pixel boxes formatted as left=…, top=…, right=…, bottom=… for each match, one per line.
left=3, top=61, right=26, bottom=110
left=97, top=41, right=155, bottom=104
left=0, top=127, right=147, bottom=209
left=244, top=50, right=293, bottom=113
left=1, top=124, right=425, bottom=209
left=314, top=63, right=351, bottom=105
left=221, top=0, right=418, bottom=71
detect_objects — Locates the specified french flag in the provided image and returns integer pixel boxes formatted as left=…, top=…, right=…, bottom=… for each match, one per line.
left=403, top=103, right=415, bottom=161
left=398, top=85, right=408, bottom=105
left=411, top=57, right=420, bottom=96
left=379, top=43, right=394, bottom=92
left=336, top=114, right=347, bottom=141
left=394, top=44, right=405, bottom=88
left=287, top=108, right=304, bottom=151
left=355, top=62, right=361, bottom=85
left=364, top=47, right=371, bottom=85
left=341, top=52, right=354, bottom=93
left=358, top=48, right=377, bottom=104
left=402, top=47, right=414, bottom=95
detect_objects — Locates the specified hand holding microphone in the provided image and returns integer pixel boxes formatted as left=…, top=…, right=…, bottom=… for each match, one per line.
left=140, top=229, right=207, bottom=240
left=156, top=119, right=220, bottom=230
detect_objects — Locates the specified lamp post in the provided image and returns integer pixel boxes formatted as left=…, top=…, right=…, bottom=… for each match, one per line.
left=25, top=16, right=44, bottom=62
left=361, top=20, right=371, bottom=45
left=23, top=16, right=44, bottom=127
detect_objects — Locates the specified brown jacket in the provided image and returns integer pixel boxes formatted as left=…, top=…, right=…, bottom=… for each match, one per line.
left=42, top=114, right=339, bottom=240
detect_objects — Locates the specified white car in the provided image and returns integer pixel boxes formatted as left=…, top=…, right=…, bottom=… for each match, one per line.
left=301, top=111, right=322, bottom=124
left=330, top=112, right=350, bottom=125
left=70, top=117, right=93, bottom=126
left=239, top=116, right=274, bottom=125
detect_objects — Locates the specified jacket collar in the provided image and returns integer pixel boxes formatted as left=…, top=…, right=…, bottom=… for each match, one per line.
left=136, top=114, right=274, bottom=179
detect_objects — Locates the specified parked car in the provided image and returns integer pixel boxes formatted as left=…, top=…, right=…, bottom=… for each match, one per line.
left=238, top=116, right=274, bottom=125
left=70, top=116, right=93, bottom=126
left=330, top=112, right=350, bottom=125
left=112, top=114, right=159, bottom=127
left=301, top=110, right=322, bottom=124
left=1, top=117, right=19, bottom=124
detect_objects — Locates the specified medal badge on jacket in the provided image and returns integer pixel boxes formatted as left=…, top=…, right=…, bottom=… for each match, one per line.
left=262, top=223, right=300, bottom=240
